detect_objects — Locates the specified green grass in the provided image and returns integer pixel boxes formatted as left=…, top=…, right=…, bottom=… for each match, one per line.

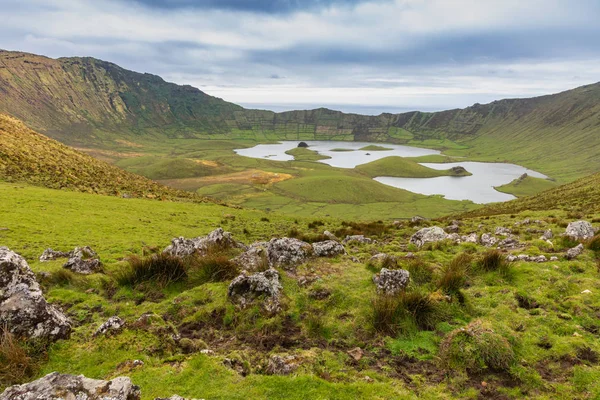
left=358, top=145, right=393, bottom=151
left=495, top=175, right=559, bottom=198
left=284, top=148, right=331, bottom=162
left=329, top=148, right=354, bottom=152
left=356, top=156, right=471, bottom=178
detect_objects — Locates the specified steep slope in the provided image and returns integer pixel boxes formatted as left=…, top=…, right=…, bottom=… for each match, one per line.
left=464, top=171, right=600, bottom=216
left=0, top=114, right=199, bottom=200
left=1, top=50, right=599, bottom=180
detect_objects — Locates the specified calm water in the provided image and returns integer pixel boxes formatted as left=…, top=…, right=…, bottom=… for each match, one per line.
left=234, top=141, right=548, bottom=204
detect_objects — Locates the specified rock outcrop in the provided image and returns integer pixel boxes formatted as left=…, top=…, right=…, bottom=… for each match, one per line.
left=342, top=235, right=374, bottom=244
left=63, top=257, right=102, bottom=274
left=0, top=247, right=71, bottom=341
left=232, top=242, right=268, bottom=272
left=372, top=268, right=410, bottom=295
left=0, top=372, right=140, bottom=400
left=228, top=268, right=282, bottom=313
left=267, top=238, right=312, bottom=270
left=312, top=240, right=346, bottom=257
left=39, top=248, right=71, bottom=262
left=410, top=227, right=448, bottom=247
left=565, top=221, right=595, bottom=240
left=480, top=233, right=498, bottom=247
left=164, top=228, right=246, bottom=257
left=566, top=244, right=585, bottom=260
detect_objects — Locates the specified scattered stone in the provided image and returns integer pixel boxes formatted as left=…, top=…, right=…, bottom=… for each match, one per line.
left=372, top=268, right=410, bottom=295
left=72, top=246, right=97, bottom=260
left=550, top=256, right=559, bottom=261
left=480, top=233, right=498, bottom=247
left=347, top=347, right=364, bottom=361
left=94, top=316, right=125, bottom=337
left=498, top=237, right=520, bottom=249
left=541, top=230, right=553, bottom=240
left=164, top=228, right=246, bottom=257
left=342, top=235, right=374, bottom=244
left=39, top=248, right=71, bottom=262
left=265, top=355, right=298, bottom=375
left=0, top=372, right=140, bottom=400
left=312, top=240, right=346, bottom=257
left=495, top=227, right=512, bottom=236
left=461, top=233, right=478, bottom=243
left=509, top=254, right=548, bottom=263
left=446, top=224, right=460, bottom=233
left=448, top=233, right=461, bottom=243
left=323, top=230, right=339, bottom=241
left=411, top=216, right=426, bottom=223
left=232, top=242, right=268, bottom=272
left=267, top=238, right=312, bottom=269
left=409, top=226, right=449, bottom=247
left=228, top=268, right=282, bottom=313
left=0, top=247, right=71, bottom=341
left=531, top=255, right=547, bottom=263
left=223, top=358, right=248, bottom=376
left=566, top=244, right=585, bottom=260
left=565, top=221, right=595, bottom=240
left=63, top=257, right=102, bottom=274
left=506, top=255, right=517, bottom=262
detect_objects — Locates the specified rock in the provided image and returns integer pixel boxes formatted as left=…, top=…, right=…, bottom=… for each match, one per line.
left=480, top=233, right=498, bottom=247
left=232, top=242, right=268, bottom=272
left=541, top=230, right=553, bottom=240
left=498, top=237, right=520, bottom=249
left=63, top=257, right=102, bottom=274
left=342, top=235, right=374, bottom=244
left=550, top=256, right=559, bottom=261
left=512, top=254, right=547, bottom=263
left=297, top=141, right=309, bottom=148
left=448, top=233, right=461, bottom=243
left=39, top=248, right=71, bottom=262
left=267, top=238, right=312, bottom=269
left=369, top=253, right=397, bottom=268
left=265, top=355, right=298, bottom=375
left=0, top=372, right=140, bottom=400
left=323, top=230, right=339, bottom=241
left=94, top=316, right=125, bottom=337
left=72, top=246, right=97, bottom=260
left=565, top=221, right=595, bottom=240
left=411, top=216, right=425, bottom=223
left=506, top=255, right=518, bottom=262
left=409, top=227, right=448, bottom=247
left=372, top=268, right=410, bottom=295
left=446, top=224, right=460, bottom=233
left=0, top=247, right=71, bottom=341
left=222, top=358, right=248, bottom=376
left=566, top=243, right=585, bottom=260
left=461, top=233, right=478, bottom=243
left=531, top=255, right=547, bottom=263
left=347, top=347, right=364, bottom=361
left=228, top=268, right=282, bottom=313
left=312, top=240, right=346, bottom=257
left=581, top=289, right=592, bottom=294
left=495, top=227, right=512, bottom=236
left=164, top=228, right=246, bottom=257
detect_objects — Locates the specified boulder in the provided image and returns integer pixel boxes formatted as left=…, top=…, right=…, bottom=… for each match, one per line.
left=94, top=316, right=125, bottom=337
left=409, top=226, right=448, bottom=247
left=297, top=141, right=309, bottom=148
left=232, top=242, right=268, bottom=272
left=0, top=372, right=140, bottom=400
left=565, top=221, right=595, bottom=241
left=550, top=256, right=559, bottom=261
left=372, top=268, right=410, bottom=295
left=164, top=228, right=246, bottom=257
left=461, top=233, right=478, bottom=243
left=448, top=233, right=461, bottom=243
left=39, top=248, right=71, bottom=262
left=312, top=240, right=346, bottom=257
left=566, top=244, right=585, bottom=260
left=446, top=224, right=460, bottom=233
left=497, top=237, right=520, bottom=249
left=480, top=233, right=498, bottom=247
left=63, top=257, right=102, bottom=274
left=267, top=238, right=312, bottom=269
left=495, top=227, right=512, bottom=236
left=342, top=235, right=374, bottom=244
left=540, top=230, right=553, bottom=241
left=228, top=268, right=282, bottom=313
left=0, top=247, right=71, bottom=341
left=411, top=216, right=426, bottom=223
left=72, top=246, right=97, bottom=260
left=265, top=354, right=298, bottom=375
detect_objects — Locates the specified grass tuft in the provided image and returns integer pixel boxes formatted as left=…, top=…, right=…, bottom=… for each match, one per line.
left=0, top=329, right=37, bottom=386
left=117, top=253, right=188, bottom=287
left=438, top=253, right=471, bottom=295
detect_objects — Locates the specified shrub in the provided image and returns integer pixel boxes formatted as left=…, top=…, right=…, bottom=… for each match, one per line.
left=189, top=254, right=239, bottom=284
left=117, top=253, right=188, bottom=287
left=406, top=258, right=434, bottom=285
left=439, top=320, right=515, bottom=374
left=0, top=329, right=36, bottom=386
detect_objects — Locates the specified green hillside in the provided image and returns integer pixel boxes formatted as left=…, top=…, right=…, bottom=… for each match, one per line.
left=356, top=157, right=471, bottom=178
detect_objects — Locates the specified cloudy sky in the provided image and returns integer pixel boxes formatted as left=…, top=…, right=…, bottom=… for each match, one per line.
left=2, top=0, right=600, bottom=114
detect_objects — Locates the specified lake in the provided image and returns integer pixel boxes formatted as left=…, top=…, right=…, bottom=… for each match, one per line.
left=234, top=141, right=548, bottom=204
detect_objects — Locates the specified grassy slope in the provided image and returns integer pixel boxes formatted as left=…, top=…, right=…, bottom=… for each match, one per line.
left=284, top=147, right=331, bottom=162
left=356, top=157, right=471, bottom=178
left=359, top=145, right=393, bottom=151
left=2, top=182, right=600, bottom=399
left=495, top=175, right=559, bottom=198
left=0, top=114, right=197, bottom=200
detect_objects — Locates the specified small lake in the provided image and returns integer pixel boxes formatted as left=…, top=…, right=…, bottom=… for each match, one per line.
left=234, top=141, right=548, bottom=204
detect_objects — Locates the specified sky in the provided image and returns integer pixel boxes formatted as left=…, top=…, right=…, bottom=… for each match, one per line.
left=2, top=0, right=600, bottom=114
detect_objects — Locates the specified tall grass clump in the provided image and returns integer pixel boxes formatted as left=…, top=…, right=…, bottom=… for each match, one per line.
left=438, top=253, right=472, bottom=295
left=189, top=253, right=239, bottom=284
left=405, top=258, right=434, bottom=285
left=372, top=290, right=441, bottom=335
left=117, top=253, right=188, bottom=287
left=587, top=234, right=600, bottom=255
left=478, top=250, right=513, bottom=281
left=0, top=329, right=37, bottom=386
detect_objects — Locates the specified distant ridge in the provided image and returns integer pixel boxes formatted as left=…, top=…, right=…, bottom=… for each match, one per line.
left=1, top=50, right=599, bottom=180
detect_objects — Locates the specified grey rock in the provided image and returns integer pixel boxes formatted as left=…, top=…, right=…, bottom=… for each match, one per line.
left=540, top=230, right=554, bottom=240
left=495, top=227, right=512, bottom=236
left=164, top=228, right=246, bottom=257
left=267, top=238, right=312, bottom=269
left=411, top=216, right=426, bottom=223
left=480, top=233, right=498, bottom=247
left=0, top=372, right=140, bottom=400
left=342, top=235, right=374, bottom=244
left=228, top=268, right=282, bottom=313
left=409, top=226, right=448, bottom=247
left=323, top=230, right=339, bottom=241
left=0, top=247, right=71, bottom=341
left=550, top=256, right=559, bottom=261
left=372, top=268, right=410, bottom=295
left=448, top=233, right=461, bottom=243
left=446, top=224, right=460, bottom=233
left=566, top=244, right=585, bottom=260
left=498, top=237, right=520, bottom=249
left=265, top=355, right=298, bottom=375
left=94, top=316, right=125, bottom=337
left=506, top=255, right=518, bottom=262
left=461, top=233, right=478, bottom=243
left=232, top=242, right=268, bottom=272
left=312, top=240, right=346, bottom=257
left=39, top=248, right=71, bottom=262
left=565, top=221, right=595, bottom=240
left=531, top=255, right=548, bottom=263
left=63, top=257, right=102, bottom=274
left=72, top=246, right=97, bottom=260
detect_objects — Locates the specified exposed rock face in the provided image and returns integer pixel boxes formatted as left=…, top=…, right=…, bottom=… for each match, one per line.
left=164, top=228, right=246, bottom=257
left=232, top=242, right=268, bottom=272
left=265, top=355, right=298, bottom=375
left=566, top=244, right=585, bottom=260
left=39, top=248, right=71, bottom=262
left=372, top=268, right=410, bottom=295
left=0, top=372, right=140, bottom=400
left=228, top=268, right=282, bottom=313
left=410, top=227, right=448, bottom=247
left=312, top=240, right=346, bottom=257
left=0, top=247, right=71, bottom=341
left=267, top=238, right=312, bottom=269
left=342, top=235, right=374, bottom=244
left=495, top=227, right=512, bottom=236
left=63, top=257, right=102, bottom=274
left=480, top=233, right=498, bottom=247
left=565, top=221, right=595, bottom=240
left=94, top=316, right=125, bottom=337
